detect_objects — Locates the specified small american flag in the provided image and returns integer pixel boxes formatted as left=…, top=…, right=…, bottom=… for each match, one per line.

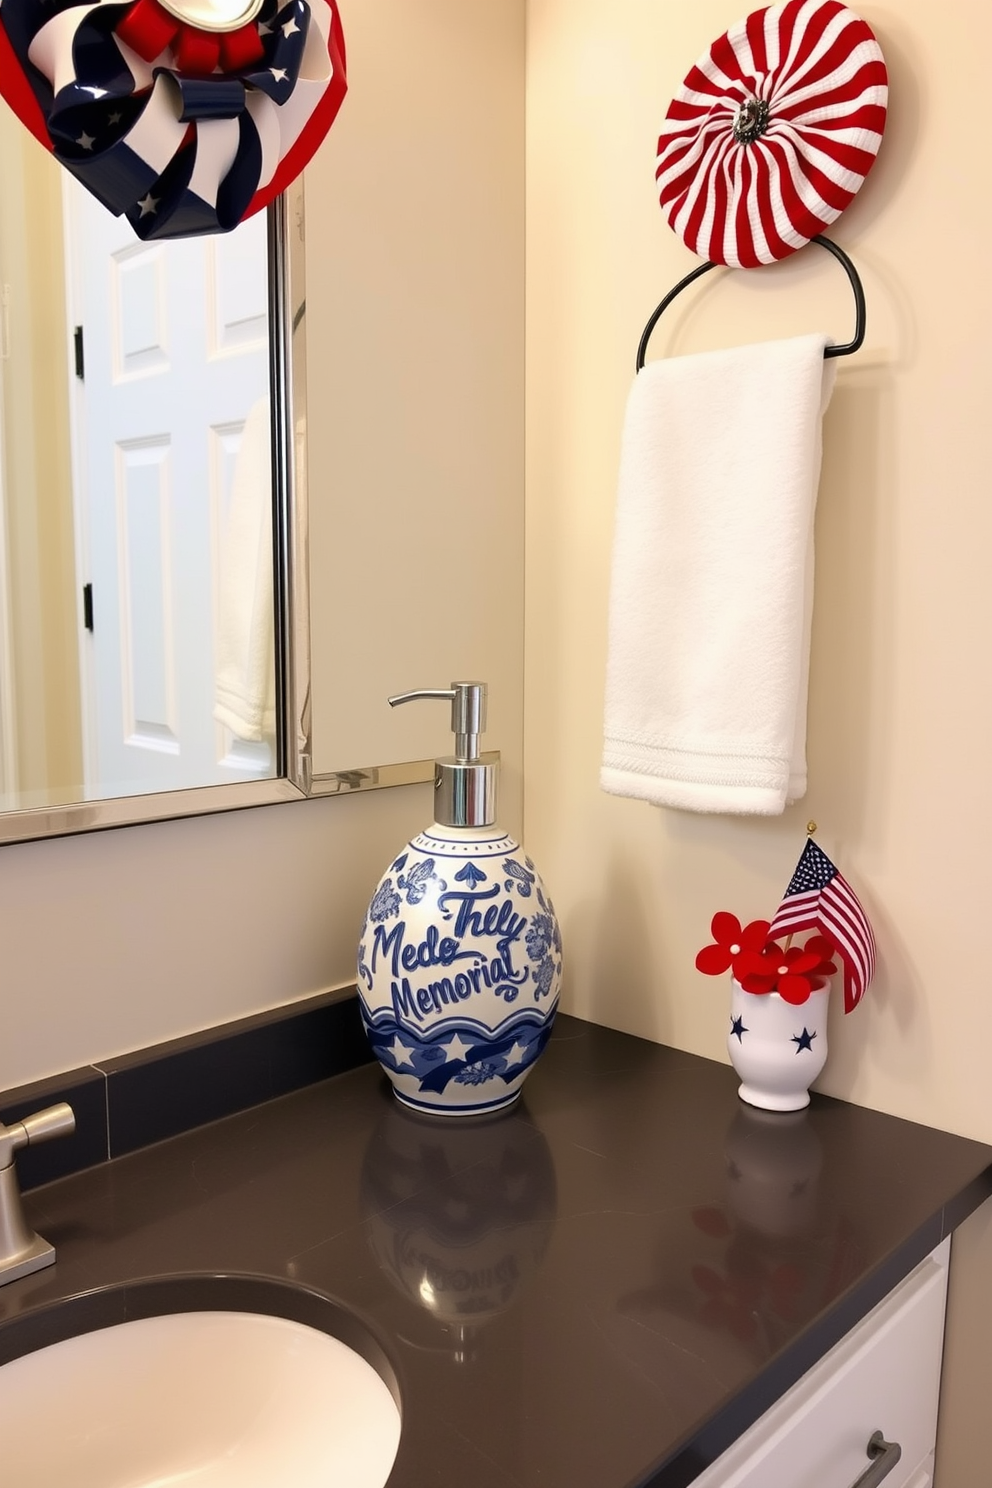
left=769, top=839, right=876, bottom=1014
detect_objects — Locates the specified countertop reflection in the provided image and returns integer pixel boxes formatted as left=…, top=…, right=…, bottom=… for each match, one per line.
left=5, top=1016, right=992, bottom=1488
left=360, top=1099, right=557, bottom=1361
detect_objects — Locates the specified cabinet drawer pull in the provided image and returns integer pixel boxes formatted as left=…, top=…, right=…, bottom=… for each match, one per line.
left=851, top=1431, right=902, bottom=1488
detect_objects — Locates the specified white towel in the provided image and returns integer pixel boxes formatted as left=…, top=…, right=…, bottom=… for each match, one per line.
left=601, top=334, right=836, bottom=815
left=214, top=396, right=276, bottom=743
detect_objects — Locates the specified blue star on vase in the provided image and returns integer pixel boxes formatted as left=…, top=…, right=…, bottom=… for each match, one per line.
left=792, top=1027, right=817, bottom=1053
left=730, top=1015, right=748, bottom=1042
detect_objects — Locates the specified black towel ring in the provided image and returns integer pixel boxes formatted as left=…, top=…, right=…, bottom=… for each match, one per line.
left=635, top=234, right=866, bottom=372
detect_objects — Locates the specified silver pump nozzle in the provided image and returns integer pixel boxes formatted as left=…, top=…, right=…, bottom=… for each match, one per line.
left=388, top=682, right=487, bottom=762
left=387, top=682, right=496, bottom=827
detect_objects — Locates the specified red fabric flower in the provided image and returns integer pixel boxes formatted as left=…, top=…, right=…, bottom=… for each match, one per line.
left=696, top=914, right=772, bottom=982
left=734, top=946, right=781, bottom=995
left=767, top=946, right=824, bottom=1006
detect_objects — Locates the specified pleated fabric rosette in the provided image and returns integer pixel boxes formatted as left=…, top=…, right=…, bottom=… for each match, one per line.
left=656, top=0, right=887, bottom=267
left=0, top=0, right=347, bottom=239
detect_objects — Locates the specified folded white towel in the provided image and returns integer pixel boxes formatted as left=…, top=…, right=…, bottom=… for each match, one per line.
left=601, top=334, right=836, bottom=815
left=214, top=396, right=276, bottom=744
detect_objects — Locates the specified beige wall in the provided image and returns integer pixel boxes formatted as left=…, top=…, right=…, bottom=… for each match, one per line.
left=0, top=784, right=430, bottom=1085
left=307, top=0, right=525, bottom=797
left=524, top=1, right=990, bottom=1479
left=0, top=118, right=82, bottom=802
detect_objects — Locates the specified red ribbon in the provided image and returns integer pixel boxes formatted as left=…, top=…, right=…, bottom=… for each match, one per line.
left=115, top=0, right=265, bottom=74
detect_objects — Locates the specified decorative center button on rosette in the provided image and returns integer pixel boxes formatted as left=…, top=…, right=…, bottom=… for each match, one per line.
left=155, top=0, right=265, bottom=31
left=656, top=0, right=887, bottom=267
left=732, top=96, right=769, bottom=144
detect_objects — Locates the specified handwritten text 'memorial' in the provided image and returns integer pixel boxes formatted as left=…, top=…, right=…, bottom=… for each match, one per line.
left=369, top=886, right=530, bottom=1024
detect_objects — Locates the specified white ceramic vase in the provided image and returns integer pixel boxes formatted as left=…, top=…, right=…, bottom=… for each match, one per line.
left=727, top=978, right=829, bottom=1112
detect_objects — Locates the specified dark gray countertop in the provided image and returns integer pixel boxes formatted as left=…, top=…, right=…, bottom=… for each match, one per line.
left=3, top=1015, right=991, bottom=1488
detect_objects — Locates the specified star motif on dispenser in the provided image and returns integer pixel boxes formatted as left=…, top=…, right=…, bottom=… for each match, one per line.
left=270, top=66, right=289, bottom=82
left=387, top=1036, right=415, bottom=1069
left=439, top=1032, right=472, bottom=1063
left=76, top=131, right=96, bottom=150
left=730, top=1014, right=748, bottom=1042
left=503, top=1040, right=529, bottom=1069
left=792, top=1027, right=817, bottom=1054
left=282, top=16, right=300, bottom=36
left=137, top=193, right=159, bottom=217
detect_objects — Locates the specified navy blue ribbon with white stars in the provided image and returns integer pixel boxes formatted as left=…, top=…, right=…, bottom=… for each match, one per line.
left=361, top=1007, right=557, bottom=1098
left=1, top=0, right=344, bottom=239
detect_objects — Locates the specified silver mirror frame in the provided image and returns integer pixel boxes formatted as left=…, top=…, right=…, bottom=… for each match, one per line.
left=0, top=182, right=433, bottom=848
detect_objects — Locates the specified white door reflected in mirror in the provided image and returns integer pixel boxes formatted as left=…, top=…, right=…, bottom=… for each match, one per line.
left=65, top=176, right=275, bottom=800
left=0, top=117, right=278, bottom=813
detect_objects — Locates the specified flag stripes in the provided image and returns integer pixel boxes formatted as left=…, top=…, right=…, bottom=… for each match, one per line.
left=769, top=838, right=876, bottom=1013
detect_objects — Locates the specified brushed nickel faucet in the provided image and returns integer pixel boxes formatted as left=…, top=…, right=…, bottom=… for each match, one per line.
left=0, top=1103, right=75, bottom=1286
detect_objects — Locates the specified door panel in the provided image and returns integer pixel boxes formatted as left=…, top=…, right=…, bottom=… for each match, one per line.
left=64, top=180, right=273, bottom=798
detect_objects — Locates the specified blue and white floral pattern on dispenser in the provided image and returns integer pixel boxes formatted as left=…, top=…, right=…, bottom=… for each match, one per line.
left=358, top=826, right=562, bottom=1116
left=357, top=681, right=562, bottom=1117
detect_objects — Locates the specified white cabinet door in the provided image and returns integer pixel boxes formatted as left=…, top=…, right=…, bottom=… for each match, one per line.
left=695, top=1240, right=949, bottom=1488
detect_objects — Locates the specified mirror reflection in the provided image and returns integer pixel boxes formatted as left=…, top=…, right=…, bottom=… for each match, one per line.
left=0, top=112, right=277, bottom=813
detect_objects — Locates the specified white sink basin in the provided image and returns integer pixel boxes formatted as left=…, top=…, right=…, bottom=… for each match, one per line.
left=0, top=1305, right=401, bottom=1488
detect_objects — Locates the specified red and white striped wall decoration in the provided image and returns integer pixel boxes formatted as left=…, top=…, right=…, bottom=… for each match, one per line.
left=656, top=0, right=887, bottom=267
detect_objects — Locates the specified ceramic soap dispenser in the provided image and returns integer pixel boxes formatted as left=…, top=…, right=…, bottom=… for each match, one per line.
left=357, top=682, right=562, bottom=1117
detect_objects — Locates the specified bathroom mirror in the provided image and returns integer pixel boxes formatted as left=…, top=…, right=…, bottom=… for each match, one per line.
left=0, top=105, right=438, bottom=849
left=0, top=110, right=322, bottom=846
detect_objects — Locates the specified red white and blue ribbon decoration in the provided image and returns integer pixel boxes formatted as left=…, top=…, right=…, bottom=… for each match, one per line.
left=0, top=0, right=346, bottom=239
left=656, top=0, right=887, bottom=267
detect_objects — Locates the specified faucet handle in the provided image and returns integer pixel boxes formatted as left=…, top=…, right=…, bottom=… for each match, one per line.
left=14, top=1103, right=76, bottom=1151
left=0, top=1102, right=75, bottom=1287
left=0, top=1102, right=75, bottom=1165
